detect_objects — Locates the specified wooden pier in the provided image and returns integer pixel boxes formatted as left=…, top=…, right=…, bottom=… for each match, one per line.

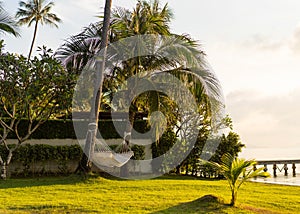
left=255, top=160, right=300, bottom=177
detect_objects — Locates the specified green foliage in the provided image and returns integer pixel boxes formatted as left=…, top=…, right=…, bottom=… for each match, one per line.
left=0, top=144, right=82, bottom=176
left=0, top=143, right=145, bottom=176
left=211, top=132, right=245, bottom=163
left=108, top=144, right=145, bottom=161
left=57, top=0, right=224, bottom=174
left=0, top=51, right=77, bottom=173
left=198, top=132, right=245, bottom=177
left=151, top=129, right=177, bottom=172
left=0, top=52, right=75, bottom=136
left=207, top=153, right=270, bottom=206
left=151, top=128, right=177, bottom=158
left=180, top=131, right=245, bottom=177
left=130, top=145, right=145, bottom=160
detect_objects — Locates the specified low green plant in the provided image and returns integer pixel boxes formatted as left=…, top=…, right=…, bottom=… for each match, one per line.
left=207, top=153, right=270, bottom=206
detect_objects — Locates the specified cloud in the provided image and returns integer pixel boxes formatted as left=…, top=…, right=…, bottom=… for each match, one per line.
left=238, top=25, right=300, bottom=56
left=241, top=34, right=284, bottom=51
left=289, top=26, right=300, bottom=54
left=226, top=89, right=300, bottom=149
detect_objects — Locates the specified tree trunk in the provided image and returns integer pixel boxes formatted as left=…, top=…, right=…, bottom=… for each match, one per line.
left=1, top=163, right=7, bottom=180
left=185, top=161, right=189, bottom=175
left=76, top=123, right=96, bottom=174
left=0, top=143, right=20, bottom=179
left=230, top=189, right=237, bottom=206
left=77, top=0, right=112, bottom=174
left=120, top=110, right=136, bottom=177
left=28, top=20, right=38, bottom=60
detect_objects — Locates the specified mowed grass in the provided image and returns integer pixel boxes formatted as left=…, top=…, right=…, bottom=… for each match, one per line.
left=0, top=175, right=299, bottom=213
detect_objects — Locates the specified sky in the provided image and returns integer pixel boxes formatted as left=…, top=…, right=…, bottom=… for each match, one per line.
left=2, top=0, right=300, bottom=160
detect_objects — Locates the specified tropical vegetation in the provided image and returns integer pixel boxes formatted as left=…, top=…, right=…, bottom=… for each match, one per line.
left=0, top=0, right=247, bottom=180
left=1, top=1, right=296, bottom=212
left=56, top=0, right=224, bottom=175
left=179, top=130, right=245, bottom=177
left=0, top=45, right=75, bottom=179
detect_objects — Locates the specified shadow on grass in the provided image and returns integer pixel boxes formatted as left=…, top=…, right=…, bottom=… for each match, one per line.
left=152, top=195, right=232, bottom=214
left=153, top=174, right=224, bottom=181
left=87, top=173, right=225, bottom=182
left=0, top=173, right=224, bottom=190
left=0, top=174, right=85, bottom=189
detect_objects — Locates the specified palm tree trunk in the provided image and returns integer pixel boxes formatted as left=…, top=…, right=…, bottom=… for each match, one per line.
left=230, top=189, right=237, bottom=206
left=28, top=20, right=38, bottom=60
left=77, top=0, right=112, bottom=174
left=120, top=110, right=136, bottom=177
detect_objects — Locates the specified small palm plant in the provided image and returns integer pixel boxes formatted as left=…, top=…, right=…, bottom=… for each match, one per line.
left=207, top=153, right=270, bottom=206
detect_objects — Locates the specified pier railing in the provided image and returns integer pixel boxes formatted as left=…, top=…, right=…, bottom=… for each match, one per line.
left=255, top=160, right=300, bottom=177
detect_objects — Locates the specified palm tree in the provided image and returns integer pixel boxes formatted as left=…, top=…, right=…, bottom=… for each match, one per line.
left=78, top=0, right=112, bottom=174
left=207, top=153, right=270, bottom=206
left=16, top=0, right=61, bottom=59
left=0, top=2, right=19, bottom=36
left=57, top=0, right=223, bottom=176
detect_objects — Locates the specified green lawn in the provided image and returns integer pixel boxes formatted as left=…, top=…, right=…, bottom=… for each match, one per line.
left=0, top=175, right=299, bottom=213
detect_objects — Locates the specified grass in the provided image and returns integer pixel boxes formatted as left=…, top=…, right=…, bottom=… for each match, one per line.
left=0, top=175, right=299, bottom=213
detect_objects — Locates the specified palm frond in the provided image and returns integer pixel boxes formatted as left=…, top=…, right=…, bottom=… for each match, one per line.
left=0, top=3, right=20, bottom=36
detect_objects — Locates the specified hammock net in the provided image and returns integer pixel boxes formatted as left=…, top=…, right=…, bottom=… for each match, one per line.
left=89, top=133, right=134, bottom=168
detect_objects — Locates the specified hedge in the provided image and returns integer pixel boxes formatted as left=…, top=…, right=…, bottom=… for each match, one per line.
left=0, top=144, right=145, bottom=164
left=0, top=143, right=145, bottom=176
left=2, top=119, right=149, bottom=139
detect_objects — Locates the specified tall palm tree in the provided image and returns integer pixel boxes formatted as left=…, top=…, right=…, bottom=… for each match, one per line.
left=57, top=0, right=223, bottom=176
left=78, top=0, right=113, bottom=174
left=0, top=2, right=19, bottom=36
left=208, top=153, right=270, bottom=206
left=16, top=0, right=61, bottom=59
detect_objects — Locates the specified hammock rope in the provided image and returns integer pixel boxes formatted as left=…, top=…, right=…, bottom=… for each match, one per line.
left=87, top=123, right=134, bottom=167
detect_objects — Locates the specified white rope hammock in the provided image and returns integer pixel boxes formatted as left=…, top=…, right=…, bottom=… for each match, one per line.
left=88, top=127, right=134, bottom=168
left=92, top=149, right=134, bottom=168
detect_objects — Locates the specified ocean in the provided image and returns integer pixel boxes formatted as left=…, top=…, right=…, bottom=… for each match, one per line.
left=251, top=174, right=300, bottom=186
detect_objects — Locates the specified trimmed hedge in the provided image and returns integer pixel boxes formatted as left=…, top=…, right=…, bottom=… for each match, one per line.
left=3, top=119, right=149, bottom=139
left=0, top=143, right=145, bottom=176
left=0, top=144, right=82, bottom=163
left=0, top=144, right=82, bottom=176
left=0, top=144, right=145, bottom=164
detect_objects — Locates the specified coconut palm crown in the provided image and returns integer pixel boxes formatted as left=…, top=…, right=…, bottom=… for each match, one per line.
left=16, top=0, right=61, bottom=59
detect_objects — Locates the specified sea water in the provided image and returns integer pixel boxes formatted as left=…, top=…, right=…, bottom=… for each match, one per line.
left=251, top=174, right=300, bottom=186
